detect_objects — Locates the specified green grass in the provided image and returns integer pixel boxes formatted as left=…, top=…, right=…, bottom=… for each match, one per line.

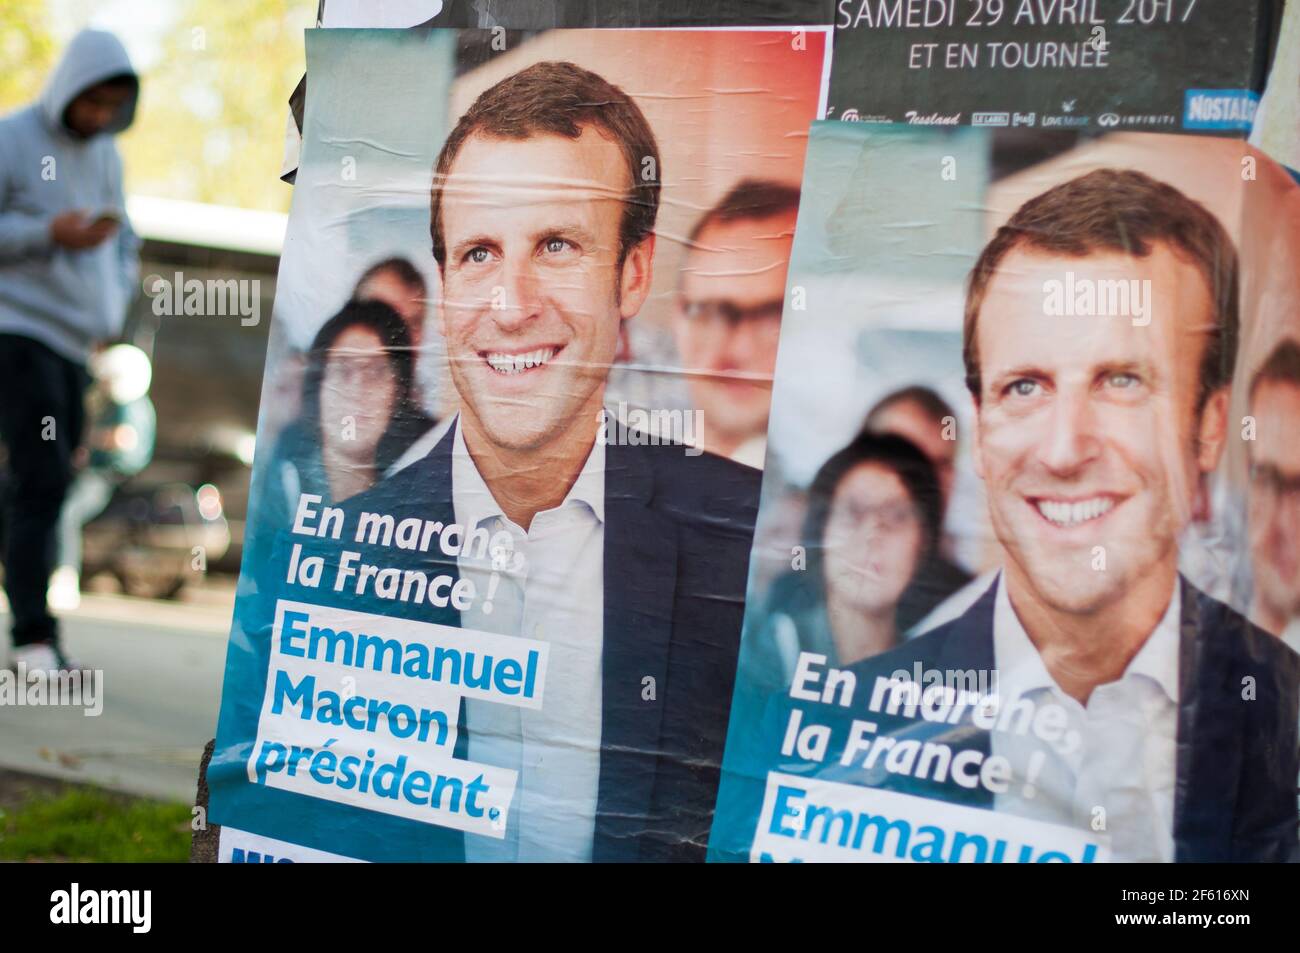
left=0, top=787, right=192, bottom=862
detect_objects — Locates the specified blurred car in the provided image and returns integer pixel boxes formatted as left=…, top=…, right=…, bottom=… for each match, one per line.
left=80, top=481, right=230, bottom=599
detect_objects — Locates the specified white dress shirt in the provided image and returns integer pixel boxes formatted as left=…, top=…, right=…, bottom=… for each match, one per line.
left=1281, top=617, right=1300, bottom=656
left=990, top=574, right=1181, bottom=862
left=730, top=434, right=767, bottom=470
left=452, top=416, right=606, bottom=862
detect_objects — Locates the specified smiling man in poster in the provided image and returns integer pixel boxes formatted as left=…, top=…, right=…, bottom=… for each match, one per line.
left=216, top=56, right=773, bottom=863
left=410, top=60, right=762, bottom=861
left=206, top=22, right=834, bottom=864
left=812, top=167, right=1300, bottom=862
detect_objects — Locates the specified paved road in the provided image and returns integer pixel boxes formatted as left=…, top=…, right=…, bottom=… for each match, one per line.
left=0, top=591, right=232, bottom=803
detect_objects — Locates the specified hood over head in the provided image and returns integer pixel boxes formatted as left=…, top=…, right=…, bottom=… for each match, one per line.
left=40, top=28, right=138, bottom=136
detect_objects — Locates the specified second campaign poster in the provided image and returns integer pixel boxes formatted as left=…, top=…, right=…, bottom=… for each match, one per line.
left=711, top=119, right=1300, bottom=863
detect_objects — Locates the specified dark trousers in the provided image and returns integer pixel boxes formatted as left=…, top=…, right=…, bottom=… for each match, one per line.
left=0, top=333, right=88, bottom=647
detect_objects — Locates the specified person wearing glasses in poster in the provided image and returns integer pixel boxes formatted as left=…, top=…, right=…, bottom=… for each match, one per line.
left=1246, top=338, right=1300, bottom=653
left=672, top=179, right=800, bottom=469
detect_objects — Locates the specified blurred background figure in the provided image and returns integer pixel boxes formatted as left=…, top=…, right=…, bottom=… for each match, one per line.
left=743, top=433, right=942, bottom=695
left=673, top=179, right=800, bottom=468
left=257, top=299, right=414, bottom=543
left=0, top=28, right=140, bottom=673
left=355, top=256, right=427, bottom=347
left=48, top=344, right=156, bottom=611
left=861, top=385, right=974, bottom=624
left=1247, top=338, right=1300, bottom=652
left=352, top=256, right=442, bottom=471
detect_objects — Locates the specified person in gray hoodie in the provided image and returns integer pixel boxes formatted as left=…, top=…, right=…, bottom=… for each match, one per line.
left=0, top=29, right=140, bottom=672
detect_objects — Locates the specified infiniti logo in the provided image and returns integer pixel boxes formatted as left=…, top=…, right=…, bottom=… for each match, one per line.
left=1099, top=113, right=1120, bottom=127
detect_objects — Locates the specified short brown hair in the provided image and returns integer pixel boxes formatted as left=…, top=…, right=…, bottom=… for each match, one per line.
left=863, top=385, right=955, bottom=434
left=356, top=256, right=426, bottom=297
left=963, top=168, right=1239, bottom=415
left=1249, top=338, right=1300, bottom=403
left=429, top=61, right=661, bottom=273
left=686, top=178, right=801, bottom=247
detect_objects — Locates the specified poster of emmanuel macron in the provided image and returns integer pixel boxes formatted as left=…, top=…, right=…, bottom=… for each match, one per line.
left=207, top=27, right=829, bottom=863
left=710, top=122, right=1300, bottom=864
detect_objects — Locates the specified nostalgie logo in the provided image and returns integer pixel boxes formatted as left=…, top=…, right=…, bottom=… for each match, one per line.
left=972, top=112, right=1010, bottom=127
left=1183, top=89, right=1260, bottom=132
left=905, top=109, right=961, bottom=125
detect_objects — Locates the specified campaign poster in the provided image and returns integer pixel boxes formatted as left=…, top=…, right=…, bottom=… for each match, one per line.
left=208, top=26, right=830, bottom=862
left=710, top=119, right=1300, bottom=862
left=829, top=0, right=1277, bottom=134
